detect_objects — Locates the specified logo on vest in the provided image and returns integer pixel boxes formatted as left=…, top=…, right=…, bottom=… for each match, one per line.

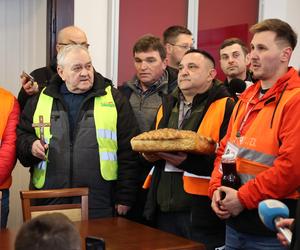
left=100, top=101, right=115, bottom=107
left=234, top=135, right=256, bottom=147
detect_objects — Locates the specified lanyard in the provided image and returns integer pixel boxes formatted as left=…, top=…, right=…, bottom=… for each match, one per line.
left=236, top=90, right=258, bottom=138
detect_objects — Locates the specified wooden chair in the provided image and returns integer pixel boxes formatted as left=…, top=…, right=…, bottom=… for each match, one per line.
left=20, top=187, right=89, bottom=222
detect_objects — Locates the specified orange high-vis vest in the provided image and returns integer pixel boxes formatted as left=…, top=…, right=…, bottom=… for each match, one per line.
left=143, top=97, right=229, bottom=196
left=0, top=87, right=15, bottom=189
left=229, top=88, right=300, bottom=200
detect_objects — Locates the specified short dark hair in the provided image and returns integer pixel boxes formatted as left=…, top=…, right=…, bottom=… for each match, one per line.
left=184, top=49, right=216, bottom=67
left=250, top=18, right=297, bottom=50
left=133, top=35, right=166, bottom=60
left=163, top=25, right=192, bottom=44
left=15, top=213, right=81, bottom=250
left=220, top=37, right=249, bottom=56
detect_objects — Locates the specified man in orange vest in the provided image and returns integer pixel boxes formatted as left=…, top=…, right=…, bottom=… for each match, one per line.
left=142, top=49, right=235, bottom=250
left=209, top=19, right=300, bottom=249
left=0, top=87, right=19, bottom=228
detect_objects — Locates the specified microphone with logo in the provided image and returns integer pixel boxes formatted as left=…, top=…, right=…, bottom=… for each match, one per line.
left=258, top=199, right=292, bottom=246
left=228, top=78, right=247, bottom=101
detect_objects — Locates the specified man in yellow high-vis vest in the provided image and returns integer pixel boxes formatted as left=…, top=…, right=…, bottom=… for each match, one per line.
left=17, top=44, right=140, bottom=218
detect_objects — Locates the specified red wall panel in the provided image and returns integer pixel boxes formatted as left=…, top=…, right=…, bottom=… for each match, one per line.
left=118, top=0, right=188, bottom=85
left=198, top=0, right=259, bottom=80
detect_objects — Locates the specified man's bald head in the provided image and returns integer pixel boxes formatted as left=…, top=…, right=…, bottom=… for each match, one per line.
left=56, top=26, right=89, bottom=52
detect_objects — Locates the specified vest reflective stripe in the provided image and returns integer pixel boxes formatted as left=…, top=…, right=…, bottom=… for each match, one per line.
left=238, top=147, right=275, bottom=167
left=97, top=129, right=117, bottom=141
left=32, top=86, right=118, bottom=189
left=183, top=172, right=211, bottom=179
left=100, top=152, right=117, bottom=161
left=94, top=86, right=118, bottom=181
left=32, top=88, right=53, bottom=189
left=143, top=97, right=228, bottom=196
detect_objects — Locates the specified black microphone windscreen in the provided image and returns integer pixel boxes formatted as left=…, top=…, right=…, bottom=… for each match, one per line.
left=229, top=78, right=247, bottom=94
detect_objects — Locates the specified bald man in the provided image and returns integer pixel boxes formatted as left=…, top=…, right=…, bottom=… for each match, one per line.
left=18, top=26, right=90, bottom=110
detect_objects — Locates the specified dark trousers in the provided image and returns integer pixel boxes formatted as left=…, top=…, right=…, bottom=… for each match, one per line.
left=1, top=189, right=9, bottom=228
left=125, top=188, right=153, bottom=226
left=156, top=210, right=225, bottom=250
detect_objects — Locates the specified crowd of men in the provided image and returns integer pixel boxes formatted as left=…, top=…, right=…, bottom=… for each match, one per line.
left=1, top=18, right=300, bottom=250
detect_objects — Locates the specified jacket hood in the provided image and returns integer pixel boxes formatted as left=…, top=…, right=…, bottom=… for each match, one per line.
left=240, top=67, right=300, bottom=103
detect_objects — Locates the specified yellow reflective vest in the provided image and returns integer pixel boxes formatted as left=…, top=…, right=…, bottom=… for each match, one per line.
left=32, top=86, right=118, bottom=188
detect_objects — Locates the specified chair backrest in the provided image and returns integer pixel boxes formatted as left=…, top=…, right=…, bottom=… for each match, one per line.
left=20, top=187, right=89, bottom=222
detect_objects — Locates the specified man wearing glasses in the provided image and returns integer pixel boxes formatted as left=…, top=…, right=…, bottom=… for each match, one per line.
left=18, top=26, right=91, bottom=110
left=163, top=25, right=193, bottom=70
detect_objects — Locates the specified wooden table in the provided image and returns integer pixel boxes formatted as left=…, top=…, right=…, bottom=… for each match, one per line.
left=0, top=217, right=205, bottom=250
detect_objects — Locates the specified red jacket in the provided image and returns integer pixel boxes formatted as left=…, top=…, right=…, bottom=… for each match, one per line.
left=209, top=67, right=300, bottom=209
left=0, top=88, right=20, bottom=188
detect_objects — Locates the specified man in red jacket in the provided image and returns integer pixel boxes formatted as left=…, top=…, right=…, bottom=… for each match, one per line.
left=0, top=87, right=19, bottom=228
left=209, top=18, right=300, bottom=249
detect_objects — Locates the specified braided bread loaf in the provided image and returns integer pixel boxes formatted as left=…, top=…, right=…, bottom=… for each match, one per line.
left=131, top=128, right=216, bottom=155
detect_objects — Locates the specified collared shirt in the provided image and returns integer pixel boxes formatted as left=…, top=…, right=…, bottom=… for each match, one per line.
left=134, top=70, right=168, bottom=97
left=178, top=93, right=192, bottom=129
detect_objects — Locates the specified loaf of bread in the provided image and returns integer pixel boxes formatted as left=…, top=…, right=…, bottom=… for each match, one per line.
left=131, top=128, right=216, bottom=155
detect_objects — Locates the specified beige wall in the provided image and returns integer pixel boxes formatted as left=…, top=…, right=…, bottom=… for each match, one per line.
left=259, top=0, right=300, bottom=69
left=0, top=0, right=47, bottom=228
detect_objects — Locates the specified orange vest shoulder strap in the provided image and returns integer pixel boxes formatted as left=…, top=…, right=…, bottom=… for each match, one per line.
left=155, top=105, right=163, bottom=129
left=198, top=97, right=228, bottom=142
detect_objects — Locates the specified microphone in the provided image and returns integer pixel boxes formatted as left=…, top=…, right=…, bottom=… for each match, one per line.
left=228, top=78, right=247, bottom=94
left=258, top=199, right=292, bottom=246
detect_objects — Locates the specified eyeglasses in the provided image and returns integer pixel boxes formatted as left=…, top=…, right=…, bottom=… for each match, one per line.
left=58, top=42, right=90, bottom=49
left=169, top=43, right=194, bottom=50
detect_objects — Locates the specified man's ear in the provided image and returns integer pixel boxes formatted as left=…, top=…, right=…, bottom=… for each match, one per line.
left=208, top=68, right=217, bottom=81
left=56, top=43, right=61, bottom=53
left=280, top=47, right=292, bottom=62
left=245, top=53, right=251, bottom=66
left=162, top=58, right=167, bottom=70
left=57, top=66, right=65, bottom=80
left=165, top=43, right=173, bottom=54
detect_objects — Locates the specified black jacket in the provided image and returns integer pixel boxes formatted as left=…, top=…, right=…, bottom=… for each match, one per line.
left=291, top=199, right=300, bottom=250
left=144, top=81, right=235, bottom=230
left=17, top=72, right=140, bottom=218
left=18, top=59, right=57, bottom=110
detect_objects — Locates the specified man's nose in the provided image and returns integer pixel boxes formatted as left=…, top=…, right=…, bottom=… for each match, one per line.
left=249, top=50, right=258, bottom=60
left=140, top=61, right=148, bottom=70
left=179, top=67, right=189, bottom=76
left=80, top=67, right=88, bottom=75
left=228, top=55, right=235, bottom=63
